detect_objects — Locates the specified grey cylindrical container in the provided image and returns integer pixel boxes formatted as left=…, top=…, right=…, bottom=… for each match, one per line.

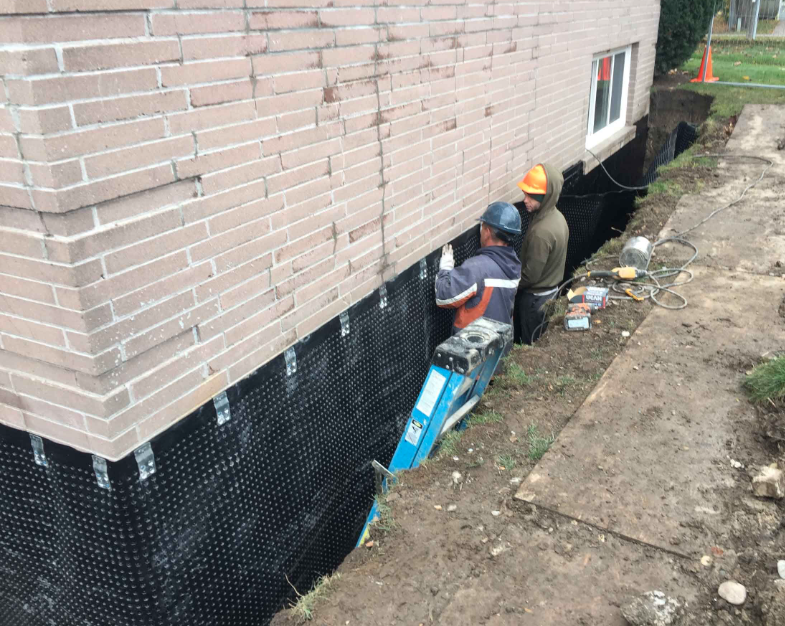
left=619, top=236, right=653, bottom=270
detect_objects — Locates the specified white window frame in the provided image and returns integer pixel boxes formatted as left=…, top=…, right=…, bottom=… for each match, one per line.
left=586, top=45, right=632, bottom=149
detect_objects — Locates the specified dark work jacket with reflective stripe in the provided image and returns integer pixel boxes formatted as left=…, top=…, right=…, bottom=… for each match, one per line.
left=435, top=245, right=522, bottom=334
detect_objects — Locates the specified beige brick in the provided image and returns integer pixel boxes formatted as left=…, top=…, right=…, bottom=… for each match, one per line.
left=83, top=330, right=195, bottom=395
left=23, top=413, right=91, bottom=452
left=85, top=137, right=194, bottom=180
left=59, top=251, right=189, bottom=313
left=182, top=34, right=267, bottom=61
left=63, top=40, right=181, bottom=72
left=136, top=371, right=228, bottom=442
left=377, top=7, right=421, bottom=22
left=68, top=291, right=194, bottom=354
left=248, top=10, right=319, bottom=30
left=252, top=51, right=320, bottom=76
left=190, top=217, right=273, bottom=262
left=176, top=142, right=261, bottom=179
left=320, top=8, right=376, bottom=27
left=0, top=403, right=25, bottom=430
left=0, top=292, right=107, bottom=332
left=255, top=89, right=323, bottom=117
left=104, top=222, right=208, bottom=274
left=11, top=373, right=130, bottom=419
left=0, top=158, right=25, bottom=186
left=167, top=100, right=256, bottom=136
left=274, top=70, right=325, bottom=95
left=267, top=158, right=329, bottom=194
left=195, top=253, right=272, bottom=302
left=0, top=14, right=146, bottom=44
left=277, top=109, right=316, bottom=133
left=0, top=137, right=21, bottom=160
left=33, top=164, right=177, bottom=213
left=335, top=27, right=383, bottom=46
left=296, top=294, right=349, bottom=338
left=130, top=334, right=223, bottom=401
left=0, top=275, right=56, bottom=305
left=3, top=336, right=121, bottom=376
left=212, top=229, right=286, bottom=272
left=0, top=253, right=103, bottom=289
left=190, top=79, right=254, bottom=108
left=73, top=90, right=188, bottom=126
left=96, top=180, right=198, bottom=225
left=280, top=285, right=339, bottom=331
left=113, top=262, right=213, bottom=317
left=151, top=11, right=246, bottom=36
left=0, top=0, right=47, bottom=14
left=199, top=286, right=277, bottom=340
left=196, top=117, right=277, bottom=152
left=28, top=160, right=84, bottom=190
left=46, top=209, right=182, bottom=265
left=85, top=427, right=140, bottom=462
left=182, top=178, right=266, bottom=223
left=226, top=326, right=295, bottom=384
left=124, top=299, right=219, bottom=359
left=0, top=314, right=65, bottom=347
left=221, top=296, right=292, bottom=348
left=161, top=58, right=252, bottom=88
left=20, top=117, right=166, bottom=162
left=50, top=0, right=173, bottom=9
left=178, top=0, right=243, bottom=6
left=208, top=195, right=283, bottom=234
left=268, top=30, right=335, bottom=53
left=199, top=156, right=281, bottom=195
left=0, top=47, right=59, bottom=76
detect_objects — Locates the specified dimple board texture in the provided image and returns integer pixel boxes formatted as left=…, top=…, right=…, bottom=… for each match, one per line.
left=0, top=122, right=697, bottom=626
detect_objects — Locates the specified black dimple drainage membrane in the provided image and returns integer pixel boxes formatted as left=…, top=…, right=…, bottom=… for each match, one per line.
left=0, top=122, right=697, bottom=626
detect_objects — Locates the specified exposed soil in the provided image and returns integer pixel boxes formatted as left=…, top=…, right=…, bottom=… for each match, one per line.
left=272, top=88, right=785, bottom=626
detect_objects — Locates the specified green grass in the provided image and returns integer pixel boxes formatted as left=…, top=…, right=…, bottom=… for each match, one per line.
left=554, top=375, right=576, bottom=396
left=437, top=430, right=462, bottom=459
left=506, top=363, right=534, bottom=386
left=679, top=40, right=785, bottom=118
left=744, top=356, right=785, bottom=403
left=288, top=573, right=341, bottom=622
left=497, top=453, right=516, bottom=471
left=526, top=424, right=555, bottom=461
left=469, top=409, right=504, bottom=425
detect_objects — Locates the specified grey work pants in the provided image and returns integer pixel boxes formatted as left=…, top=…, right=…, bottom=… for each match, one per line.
left=514, top=290, right=554, bottom=345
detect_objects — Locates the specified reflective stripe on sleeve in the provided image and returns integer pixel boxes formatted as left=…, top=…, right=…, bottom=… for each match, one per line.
left=435, top=283, right=478, bottom=306
left=484, top=278, right=520, bottom=289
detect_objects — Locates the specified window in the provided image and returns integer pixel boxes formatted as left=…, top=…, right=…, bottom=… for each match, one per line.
left=586, top=46, right=631, bottom=148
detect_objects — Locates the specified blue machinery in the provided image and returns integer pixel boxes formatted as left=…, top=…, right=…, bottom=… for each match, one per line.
left=358, top=317, right=513, bottom=546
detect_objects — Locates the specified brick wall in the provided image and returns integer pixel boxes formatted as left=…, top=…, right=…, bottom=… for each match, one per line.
left=0, top=0, right=660, bottom=460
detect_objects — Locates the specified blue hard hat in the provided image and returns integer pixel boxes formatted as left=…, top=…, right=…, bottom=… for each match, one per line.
left=478, top=201, right=522, bottom=236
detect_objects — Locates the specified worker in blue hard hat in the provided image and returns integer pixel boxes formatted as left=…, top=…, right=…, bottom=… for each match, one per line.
left=435, top=201, right=522, bottom=334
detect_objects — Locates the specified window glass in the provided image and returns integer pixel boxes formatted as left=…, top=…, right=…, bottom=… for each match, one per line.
left=592, top=56, right=611, bottom=133
left=609, top=51, right=626, bottom=124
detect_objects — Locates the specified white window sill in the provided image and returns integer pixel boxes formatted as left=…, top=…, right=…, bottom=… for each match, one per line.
left=582, top=125, right=636, bottom=174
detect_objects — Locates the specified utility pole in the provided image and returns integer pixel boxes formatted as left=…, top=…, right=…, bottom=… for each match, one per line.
left=748, top=0, right=762, bottom=40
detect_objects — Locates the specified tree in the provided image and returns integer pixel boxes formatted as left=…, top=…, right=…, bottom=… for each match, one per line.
left=655, top=0, right=717, bottom=74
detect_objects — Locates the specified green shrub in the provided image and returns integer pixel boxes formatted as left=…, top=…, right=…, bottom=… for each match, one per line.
left=656, top=0, right=717, bottom=74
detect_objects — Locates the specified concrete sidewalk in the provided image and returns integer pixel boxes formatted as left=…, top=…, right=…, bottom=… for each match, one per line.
left=516, top=105, right=785, bottom=560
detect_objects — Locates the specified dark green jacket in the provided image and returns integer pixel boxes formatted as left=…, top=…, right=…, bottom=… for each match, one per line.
left=519, top=162, right=569, bottom=290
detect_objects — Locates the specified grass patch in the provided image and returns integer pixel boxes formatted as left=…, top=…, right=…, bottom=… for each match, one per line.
left=677, top=39, right=785, bottom=119
left=744, top=356, right=785, bottom=403
left=437, top=430, right=463, bottom=459
left=554, top=375, right=576, bottom=396
left=497, top=453, right=516, bottom=470
left=526, top=424, right=555, bottom=461
left=469, top=409, right=504, bottom=425
left=288, top=573, right=341, bottom=622
left=506, top=362, right=534, bottom=386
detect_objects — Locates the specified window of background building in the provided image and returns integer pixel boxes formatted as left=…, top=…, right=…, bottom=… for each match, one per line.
left=586, top=46, right=631, bottom=148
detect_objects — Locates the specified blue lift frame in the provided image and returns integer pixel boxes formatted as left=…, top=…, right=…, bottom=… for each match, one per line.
left=357, top=317, right=513, bottom=546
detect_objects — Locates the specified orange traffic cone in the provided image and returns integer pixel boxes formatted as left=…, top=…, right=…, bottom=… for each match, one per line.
left=690, top=45, right=719, bottom=83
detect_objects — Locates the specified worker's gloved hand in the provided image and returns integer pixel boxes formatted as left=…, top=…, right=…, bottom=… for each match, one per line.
left=440, top=244, right=454, bottom=271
